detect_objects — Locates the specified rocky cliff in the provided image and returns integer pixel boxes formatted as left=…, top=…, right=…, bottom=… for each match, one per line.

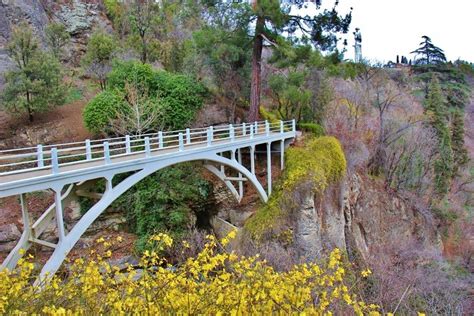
left=294, top=172, right=441, bottom=263
left=0, top=0, right=112, bottom=89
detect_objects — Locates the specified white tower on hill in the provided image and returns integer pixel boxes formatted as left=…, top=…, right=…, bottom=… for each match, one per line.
left=353, top=28, right=362, bottom=63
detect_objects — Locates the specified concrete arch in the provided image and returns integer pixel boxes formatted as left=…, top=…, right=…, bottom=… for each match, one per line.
left=38, top=152, right=267, bottom=280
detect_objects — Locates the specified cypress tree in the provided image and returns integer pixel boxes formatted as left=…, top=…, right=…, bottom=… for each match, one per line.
left=425, top=75, right=453, bottom=194
left=451, top=109, right=469, bottom=173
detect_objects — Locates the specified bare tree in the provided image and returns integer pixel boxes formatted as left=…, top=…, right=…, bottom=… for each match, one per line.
left=110, top=82, right=163, bottom=136
left=368, top=72, right=402, bottom=175
left=128, top=0, right=158, bottom=63
left=384, top=123, right=437, bottom=193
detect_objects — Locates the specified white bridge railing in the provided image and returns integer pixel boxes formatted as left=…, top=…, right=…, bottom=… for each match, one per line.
left=0, top=120, right=296, bottom=177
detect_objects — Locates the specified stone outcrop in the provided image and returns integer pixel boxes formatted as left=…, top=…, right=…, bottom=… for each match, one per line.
left=0, top=0, right=113, bottom=89
left=293, top=173, right=441, bottom=262
left=0, top=223, right=21, bottom=253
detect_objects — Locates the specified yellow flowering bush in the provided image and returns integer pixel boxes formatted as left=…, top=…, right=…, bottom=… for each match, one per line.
left=246, top=136, right=346, bottom=239
left=0, top=233, right=380, bottom=315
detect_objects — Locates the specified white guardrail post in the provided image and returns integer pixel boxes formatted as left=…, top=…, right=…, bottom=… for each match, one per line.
left=292, top=119, right=296, bottom=132
left=242, top=122, right=246, bottom=136
left=186, top=128, right=191, bottom=144
left=250, top=123, right=254, bottom=139
left=104, top=142, right=111, bottom=164
left=36, top=145, right=44, bottom=168
left=207, top=126, right=213, bottom=147
left=85, top=139, right=92, bottom=160
left=229, top=124, right=235, bottom=142
left=125, top=135, right=131, bottom=154
left=280, top=120, right=284, bottom=133
left=265, top=120, right=270, bottom=136
left=145, top=137, right=151, bottom=157
left=51, top=148, right=59, bottom=174
left=178, top=133, right=184, bottom=151
left=158, top=131, right=163, bottom=149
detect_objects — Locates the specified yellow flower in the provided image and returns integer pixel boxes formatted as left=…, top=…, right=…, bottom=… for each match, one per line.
left=361, top=268, right=372, bottom=278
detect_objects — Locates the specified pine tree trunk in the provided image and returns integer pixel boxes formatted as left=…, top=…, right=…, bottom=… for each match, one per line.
left=26, top=91, right=33, bottom=123
left=249, top=16, right=264, bottom=123
left=141, top=32, right=147, bottom=63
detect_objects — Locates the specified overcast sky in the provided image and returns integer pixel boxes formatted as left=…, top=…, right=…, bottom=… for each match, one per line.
left=297, top=0, right=474, bottom=63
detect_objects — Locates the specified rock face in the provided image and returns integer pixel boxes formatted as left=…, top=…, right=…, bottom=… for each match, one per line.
left=293, top=173, right=441, bottom=261
left=0, top=223, right=21, bottom=253
left=294, top=183, right=346, bottom=261
left=0, top=0, right=112, bottom=89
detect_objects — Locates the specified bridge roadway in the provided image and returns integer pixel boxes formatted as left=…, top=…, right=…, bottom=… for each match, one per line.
left=0, top=120, right=296, bottom=279
left=0, top=120, right=296, bottom=198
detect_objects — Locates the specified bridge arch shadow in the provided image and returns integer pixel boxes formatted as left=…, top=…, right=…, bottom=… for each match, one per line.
left=38, top=151, right=267, bottom=280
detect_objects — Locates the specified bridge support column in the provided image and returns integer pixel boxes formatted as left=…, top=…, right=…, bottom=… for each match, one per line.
left=1, top=194, right=32, bottom=271
left=267, top=142, right=272, bottom=196
left=219, top=152, right=225, bottom=174
left=237, top=148, right=243, bottom=199
left=250, top=146, right=255, bottom=175
left=280, top=140, right=285, bottom=170
left=54, top=188, right=66, bottom=241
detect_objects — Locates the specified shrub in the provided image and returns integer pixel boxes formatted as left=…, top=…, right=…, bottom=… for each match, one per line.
left=259, top=106, right=280, bottom=123
left=83, top=61, right=207, bottom=134
left=298, top=122, right=325, bottom=137
left=107, top=60, right=155, bottom=93
left=113, top=164, right=216, bottom=252
left=245, top=136, right=346, bottom=239
left=82, top=90, right=124, bottom=134
left=0, top=234, right=380, bottom=315
left=154, top=71, right=207, bottom=130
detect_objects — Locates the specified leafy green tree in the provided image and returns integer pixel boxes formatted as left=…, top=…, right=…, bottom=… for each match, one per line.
left=2, top=23, right=66, bottom=122
left=113, top=163, right=215, bottom=251
left=268, top=70, right=312, bottom=121
left=413, top=63, right=470, bottom=109
left=450, top=109, right=469, bottom=173
left=45, top=22, right=70, bottom=59
left=127, top=0, right=160, bottom=63
left=82, top=30, right=116, bottom=90
left=188, top=18, right=251, bottom=121
left=83, top=61, right=206, bottom=134
left=82, top=90, right=124, bottom=134
left=425, top=75, right=454, bottom=194
left=202, top=0, right=351, bottom=121
left=411, top=35, right=446, bottom=65
left=247, top=0, right=351, bottom=121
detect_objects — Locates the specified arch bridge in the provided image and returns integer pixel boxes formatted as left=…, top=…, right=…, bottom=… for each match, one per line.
left=0, top=120, right=296, bottom=278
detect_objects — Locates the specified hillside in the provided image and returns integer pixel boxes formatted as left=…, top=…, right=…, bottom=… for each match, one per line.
left=0, top=1, right=473, bottom=314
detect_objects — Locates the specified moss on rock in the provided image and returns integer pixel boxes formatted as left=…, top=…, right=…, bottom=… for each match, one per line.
left=245, top=136, right=346, bottom=240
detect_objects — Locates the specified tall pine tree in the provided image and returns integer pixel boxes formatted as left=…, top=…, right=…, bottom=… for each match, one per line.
left=246, top=0, right=351, bottom=121
left=2, top=22, right=66, bottom=122
left=425, top=75, right=453, bottom=195
left=450, top=109, right=469, bottom=174
left=411, top=35, right=446, bottom=65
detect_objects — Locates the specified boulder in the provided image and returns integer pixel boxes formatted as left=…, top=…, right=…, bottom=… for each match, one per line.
left=0, top=223, right=21, bottom=243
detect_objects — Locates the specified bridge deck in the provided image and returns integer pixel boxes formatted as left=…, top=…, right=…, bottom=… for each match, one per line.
left=1, top=134, right=255, bottom=184
left=0, top=120, right=296, bottom=196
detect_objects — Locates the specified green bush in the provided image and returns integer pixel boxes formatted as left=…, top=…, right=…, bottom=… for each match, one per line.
left=113, top=164, right=215, bottom=252
left=107, top=60, right=155, bottom=93
left=154, top=71, right=207, bottom=130
left=83, top=60, right=207, bottom=134
left=83, top=90, right=124, bottom=134
left=298, top=122, right=325, bottom=137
